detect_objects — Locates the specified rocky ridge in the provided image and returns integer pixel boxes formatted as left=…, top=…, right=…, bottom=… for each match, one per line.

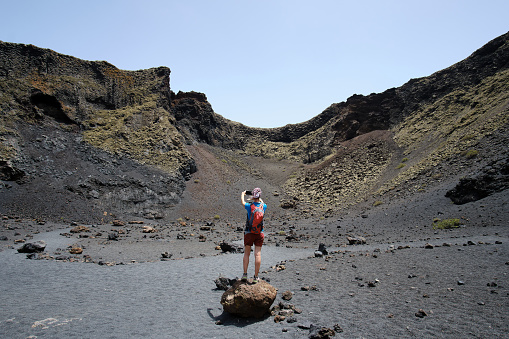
left=0, top=32, right=508, bottom=223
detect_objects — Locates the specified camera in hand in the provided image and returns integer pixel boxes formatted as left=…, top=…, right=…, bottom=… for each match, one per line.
left=245, top=191, right=252, bottom=196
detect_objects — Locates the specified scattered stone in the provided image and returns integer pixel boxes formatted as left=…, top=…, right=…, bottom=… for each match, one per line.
left=70, top=225, right=89, bottom=233
left=487, top=282, right=498, bottom=287
left=282, top=290, right=293, bottom=301
left=0, top=236, right=8, bottom=241
left=274, top=315, right=286, bottom=323
left=457, top=280, right=465, bottom=285
left=69, top=247, right=83, bottom=254
left=219, top=241, right=244, bottom=253
left=108, top=233, right=119, bottom=241
left=128, top=221, right=144, bottom=224
left=274, top=263, right=286, bottom=271
left=221, top=280, right=277, bottom=318
left=301, top=285, right=319, bottom=291
left=26, top=253, right=37, bottom=259
left=309, top=325, right=336, bottom=339
left=142, top=226, right=157, bottom=233
left=214, top=276, right=236, bottom=290
left=415, top=309, right=428, bottom=318
left=280, top=199, right=296, bottom=209
left=279, top=309, right=294, bottom=317
left=333, top=324, right=344, bottom=333
left=347, top=236, right=366, bottom=245
left=112, top=220, right=125, bottom=226
left=424, top=243, right=434, bottom=249
left=161, top=252, right=172, bottom=259
left=17, top=240, right=46, bottom=253
left=318, top=243, right=328, bottom=255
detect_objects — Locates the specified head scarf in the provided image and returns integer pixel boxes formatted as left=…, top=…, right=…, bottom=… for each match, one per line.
left=252, top=187, right=262, bottom=199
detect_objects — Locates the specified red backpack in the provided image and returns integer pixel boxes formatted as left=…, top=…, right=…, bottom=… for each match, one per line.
left=247, top=203, right=265, bottom=234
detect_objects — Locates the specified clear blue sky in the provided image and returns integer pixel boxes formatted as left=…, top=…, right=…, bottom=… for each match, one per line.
left=2, top=1, right=508, bottom=128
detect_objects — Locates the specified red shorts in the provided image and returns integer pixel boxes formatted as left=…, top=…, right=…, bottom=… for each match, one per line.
left=244, top=232, right=264, bottom=247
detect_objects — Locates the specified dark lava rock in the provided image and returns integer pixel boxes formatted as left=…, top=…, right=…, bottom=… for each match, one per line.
left=219, top=241, right=244, bottom=253
left=309, top=325, right=336, bottom=339
left=446, top=160, right=509, bottom=204
left=347, top=236, right=366, bottom=245
left=17, top=240, right=46, bottom=253
left=415, top=309, right=428, bottom=318
left=108, top=233, right=119, bottom=241
left=214, top=276, right=236, bottom=290
left=318, top=243, right=328, bottom=255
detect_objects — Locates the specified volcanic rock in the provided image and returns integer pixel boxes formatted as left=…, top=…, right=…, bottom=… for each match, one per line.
left=219, top=241, right=244, bottom=253
left=108, top=233, right=119, bottom=241
left=282, top=290, right=293, bottom=301
left=347, top=236, right=366, bottom=245
left=70, top=225, right=89, bottom=233
left=214, top=276, right=236, bottom=291
left=17, top=240, right=46, bottom=253
left=415, top=309, right=428, bottom=318
left=220, top=280, right=277, bottom=318
left=309, top=325, right=336, bottom=339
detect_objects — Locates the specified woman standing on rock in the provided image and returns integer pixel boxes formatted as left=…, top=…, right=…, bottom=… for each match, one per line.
left=241, top=188, right=266, bottom=283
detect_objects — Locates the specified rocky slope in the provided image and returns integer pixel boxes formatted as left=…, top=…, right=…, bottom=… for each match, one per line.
left=0, top=31, right=508, bottom=223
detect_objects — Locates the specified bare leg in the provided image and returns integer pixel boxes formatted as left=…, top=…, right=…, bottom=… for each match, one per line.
left=243, top=245, right=251, bottom=274
left=254, top=246, right=262, bottom=277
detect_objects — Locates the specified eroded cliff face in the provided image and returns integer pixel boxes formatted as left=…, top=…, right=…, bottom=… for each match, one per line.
left=0, top=42, right=194, bottom=221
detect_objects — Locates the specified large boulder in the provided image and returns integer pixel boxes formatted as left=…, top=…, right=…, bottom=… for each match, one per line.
left=17, top=240, right=46, bottom=253
left=220, top=280, right=277, bottom=318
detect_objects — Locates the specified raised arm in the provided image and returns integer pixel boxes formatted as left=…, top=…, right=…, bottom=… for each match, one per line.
left=241, top=191, right=247, bottom=206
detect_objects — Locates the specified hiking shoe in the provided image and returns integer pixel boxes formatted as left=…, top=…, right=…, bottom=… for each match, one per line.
left=241, top=273, right=248, bottom=281
left=253, top=276, right=260, bottom=283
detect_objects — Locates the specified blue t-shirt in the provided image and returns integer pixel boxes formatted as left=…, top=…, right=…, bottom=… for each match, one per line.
left=244, top=202, right=266, bottom=234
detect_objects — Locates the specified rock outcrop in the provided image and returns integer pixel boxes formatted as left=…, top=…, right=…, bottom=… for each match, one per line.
left=220, top=280, right=277, bottom=318
left=0, top=41, right=194, bottom=222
